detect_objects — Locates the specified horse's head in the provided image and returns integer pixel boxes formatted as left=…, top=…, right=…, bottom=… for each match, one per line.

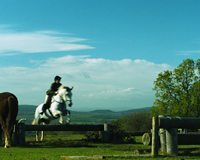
left=58, top=86, right=73, bottom=107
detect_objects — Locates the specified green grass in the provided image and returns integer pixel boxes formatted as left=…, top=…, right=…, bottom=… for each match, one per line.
left=1, top=135, right=200, bottom=160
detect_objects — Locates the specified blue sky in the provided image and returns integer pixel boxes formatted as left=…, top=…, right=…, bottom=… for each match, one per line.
left=0, top=0, right=199, bottom=111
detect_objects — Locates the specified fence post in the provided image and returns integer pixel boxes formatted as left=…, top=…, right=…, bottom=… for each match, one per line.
left=159, top=115, right=166, bottom=153
left=18, top=123, right=25, bottom=145
left=13, top=121, right=19, bottom=145
left=166, top=128, right=178, bottom=156
left=151, top=117, right=159, bottom=157
left=101, top=123, right=111, bottom=142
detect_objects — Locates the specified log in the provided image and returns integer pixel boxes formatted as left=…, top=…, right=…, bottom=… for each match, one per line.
left=178, top=134, right=200, bottom=145
left=179, top=147, right=200, bottom=152
left=142, top=133, right=152, bottom=146
left=159, top=117, right=200, bottom=129
left=142, top=133, right=200, bottom=146
left=134, top=148, right=200, bottom=155
left=61, top=156, right=104, bottom=159
left=166, top=128, right=178, bottom=156
left=159, top=115, right=167, bottom=153
left=61, top=154, right=150, bottom=159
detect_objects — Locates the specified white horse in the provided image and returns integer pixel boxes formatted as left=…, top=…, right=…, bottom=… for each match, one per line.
left=32, top=86, right=73, bottom=141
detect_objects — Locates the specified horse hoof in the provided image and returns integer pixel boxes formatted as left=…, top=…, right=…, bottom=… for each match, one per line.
left=66, top=120, right=70, bottom=124
left=59, top=121, right=63, bottom=125
left=4, top=145, right=10, bottom=148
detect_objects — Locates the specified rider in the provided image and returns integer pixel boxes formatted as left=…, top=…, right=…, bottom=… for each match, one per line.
left=40, top=75, right=62, bottom=114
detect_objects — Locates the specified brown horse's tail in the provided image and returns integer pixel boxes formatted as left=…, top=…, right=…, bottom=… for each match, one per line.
left=7, top=95, right=18, bottom=126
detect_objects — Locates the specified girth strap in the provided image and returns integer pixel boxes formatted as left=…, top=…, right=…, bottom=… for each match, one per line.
left=47, top=108, right=57, bottom=119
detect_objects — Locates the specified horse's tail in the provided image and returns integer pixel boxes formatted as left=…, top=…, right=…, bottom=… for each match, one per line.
left=32, top=119, right=36, bottom=125
left=32, top=105, right=41, bottom=125
left=7, top=94, right=18, bottom=125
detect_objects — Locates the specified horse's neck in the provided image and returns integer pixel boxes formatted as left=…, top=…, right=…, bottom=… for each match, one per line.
left=53, top=93, right=63, bottom=103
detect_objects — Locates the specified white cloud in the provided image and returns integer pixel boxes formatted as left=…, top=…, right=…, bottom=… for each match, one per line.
left=123, top=88, right=135, bottom=92
left=177, top=50, right=200, bottom=55
left=0, top=55, right=174, bottom=111
left=0, top=27, right=94, bottom=55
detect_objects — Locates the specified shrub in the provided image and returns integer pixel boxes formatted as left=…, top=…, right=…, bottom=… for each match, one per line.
left=110, top=119, right=125, bottom=143
left=122, top=111, right=151, bottom=132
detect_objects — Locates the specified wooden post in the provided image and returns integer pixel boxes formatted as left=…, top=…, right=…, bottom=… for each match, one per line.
left=159, top=115, right=166, bottom=153
left=151, top=117, right=159, bottom=157
left=102, top=123, right=110, bottom=142
left=13, top=121, right=19, bottom=145
left=182, top=128, right=188, bottom=134
left=18, top=123, right=25, bottom=145
left=166, top=128, right=178, bottom=156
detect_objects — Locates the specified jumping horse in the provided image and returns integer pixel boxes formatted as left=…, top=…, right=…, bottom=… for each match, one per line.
left=0, top=92, right=18, bottom=148
left=32, top=86, right=73, bottom=141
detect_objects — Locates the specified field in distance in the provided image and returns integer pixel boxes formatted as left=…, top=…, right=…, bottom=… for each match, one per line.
left=17, top=105, right=151, bottom=124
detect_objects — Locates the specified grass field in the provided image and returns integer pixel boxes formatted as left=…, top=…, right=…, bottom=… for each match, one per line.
left=1, top=134, right=200, bottom=160
left=10, top=107, right=200, bottom=159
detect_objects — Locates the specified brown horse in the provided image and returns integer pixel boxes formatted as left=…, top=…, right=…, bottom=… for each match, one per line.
left=0, top=92, right=18, bottom=148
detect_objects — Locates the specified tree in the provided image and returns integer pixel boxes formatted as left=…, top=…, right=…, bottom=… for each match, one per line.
left=151, top=59, right=200, bottom=117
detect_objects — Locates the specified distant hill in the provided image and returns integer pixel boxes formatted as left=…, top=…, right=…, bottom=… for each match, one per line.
left=17, top=105, right=152, bottom=124
left=119, top=107, right=151, bottom=114
left=89, top=109, right=115, bottom=114
left=18, top=105, right=37, bottom=114
left=18, top=105, right=151, bottom=115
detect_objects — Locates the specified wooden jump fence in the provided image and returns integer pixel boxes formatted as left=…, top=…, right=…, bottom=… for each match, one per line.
left=13, top=123, right=111, bottom=145
left=14, top=116, right=200, bottom=157
left=152, top=115, right=200, bottom=157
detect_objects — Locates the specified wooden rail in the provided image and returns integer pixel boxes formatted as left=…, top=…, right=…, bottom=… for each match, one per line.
left=14, top=123, right=110, bottom=145
left=152, top=116, right=200, bottom=157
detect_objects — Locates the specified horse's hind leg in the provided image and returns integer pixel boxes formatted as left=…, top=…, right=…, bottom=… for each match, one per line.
left=40, top=121, right=50, bottom=141
left=34, top=120, right=40, bottom=142
left=0, top=125, right=2, bottom=146
left=0, top=117, right=9, bottom=148
left=5, top=116, right=16, bottom=148
left=59, top=114, right=63, bottom=124
left=66, top=110, right=71, bottom=124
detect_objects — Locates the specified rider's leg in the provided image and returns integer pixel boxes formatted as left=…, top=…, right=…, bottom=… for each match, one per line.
left=40, top=95, right=50, bottom=114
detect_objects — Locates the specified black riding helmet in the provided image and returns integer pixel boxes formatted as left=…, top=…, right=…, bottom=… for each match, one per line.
left=54, top=75, right=62, bottom=81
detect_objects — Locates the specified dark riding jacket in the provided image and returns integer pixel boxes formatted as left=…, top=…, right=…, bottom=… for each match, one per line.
left=46, top=82, right=62, bottom=96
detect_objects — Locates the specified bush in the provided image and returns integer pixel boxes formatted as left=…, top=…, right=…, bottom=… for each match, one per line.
left=83, top=131, right=101, bottom=143
left=110, top=119, right=125, bottom=143
left=122, top=111, right=151, bottom=132
left=84, top=112, right=151, bottom=143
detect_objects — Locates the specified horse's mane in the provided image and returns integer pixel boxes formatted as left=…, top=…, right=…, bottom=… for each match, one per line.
left=58, top=86, right=71, bottom=92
